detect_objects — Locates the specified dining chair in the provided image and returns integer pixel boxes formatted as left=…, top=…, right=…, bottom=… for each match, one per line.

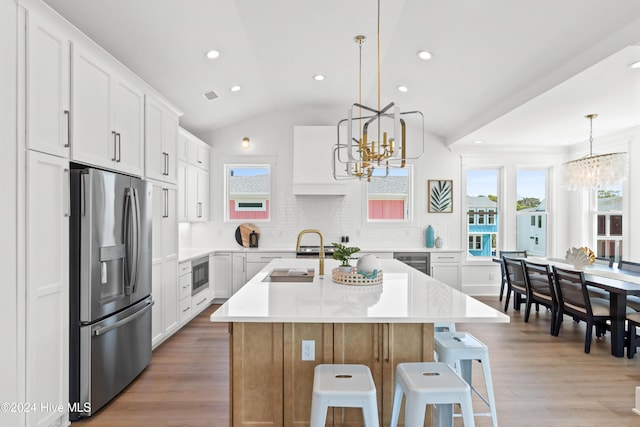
left=626, top=313, right=640, bottom=359
left=503, top=257, right=528, bottom=313
left=552, top=266, right=611, bottom=353
left=618, top=260, right=640, bottom=274
left=594, top=257, right=614, bottom=268
left=618, top=260, right=640, bottom=312
left=523, top=260, right=558, bottom=336
left=498, top=250, right=527, bottom=302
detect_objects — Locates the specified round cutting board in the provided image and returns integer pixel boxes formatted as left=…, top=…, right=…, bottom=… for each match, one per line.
left=235, top=223, right=260, bottom=247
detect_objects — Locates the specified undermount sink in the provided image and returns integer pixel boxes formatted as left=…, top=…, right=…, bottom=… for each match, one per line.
left=263, top=268, right=315, bottom=282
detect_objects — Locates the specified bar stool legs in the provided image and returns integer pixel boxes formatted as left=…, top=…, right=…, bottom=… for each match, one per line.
left=390, top=362, right=475, bottom=427
left=435, top=332, right=498, bottom=427
left=310, top=364, right=379, bottom=427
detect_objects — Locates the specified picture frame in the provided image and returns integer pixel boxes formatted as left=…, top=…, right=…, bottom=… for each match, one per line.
left=428, top=180, right=453, bottom=213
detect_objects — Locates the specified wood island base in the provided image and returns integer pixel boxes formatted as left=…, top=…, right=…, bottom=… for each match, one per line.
left=229, top=322, right=434, bottom=427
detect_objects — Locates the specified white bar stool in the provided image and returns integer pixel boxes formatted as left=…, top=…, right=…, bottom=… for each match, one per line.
left=310, top=364, right=379, bottom=427
left=434, top=332, right=498, bottom=427
left=390, top=362, right=475, bottom=427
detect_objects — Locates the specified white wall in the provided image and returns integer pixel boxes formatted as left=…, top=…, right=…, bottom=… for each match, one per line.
left=184, top=106, right=463, bottom=252
left=1, top=0, right=20, bottom=424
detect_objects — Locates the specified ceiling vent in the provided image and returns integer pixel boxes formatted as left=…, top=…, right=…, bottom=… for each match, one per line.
left=202, top=90, right=218, bottom=101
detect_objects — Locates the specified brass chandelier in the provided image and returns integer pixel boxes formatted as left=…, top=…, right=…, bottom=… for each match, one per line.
left=561, top=114, right=628, bottom=190
left=332, top=0, right=424, bottom=181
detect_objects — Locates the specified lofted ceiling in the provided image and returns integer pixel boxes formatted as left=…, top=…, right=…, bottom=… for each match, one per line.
left=42, top=0, right=640, bottom=150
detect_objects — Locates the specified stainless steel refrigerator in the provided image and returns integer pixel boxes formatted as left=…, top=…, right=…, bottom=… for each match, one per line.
left=69, top=166, right=153, bottom=420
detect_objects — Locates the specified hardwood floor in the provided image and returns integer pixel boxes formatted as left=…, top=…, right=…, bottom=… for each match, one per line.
left=77, top=298, right=640, bottom=426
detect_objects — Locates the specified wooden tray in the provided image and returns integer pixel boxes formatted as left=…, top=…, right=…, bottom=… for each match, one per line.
left=269, top=268, right=315, bottom=282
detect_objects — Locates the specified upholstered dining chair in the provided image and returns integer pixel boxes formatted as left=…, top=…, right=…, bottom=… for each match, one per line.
left=594, top=257, right=614, bottom=268
left=503, top=257, right=528, bottom=313
left=626, top=312, right=640, bottom=358
left=552, top=266, right=611, bottom=353
left=498, top=250, right=527, bottom=302
left=618, top=260, right=640, bottom=273
left=618, top=260, right=640, bottom=312
left=523, top=260, right=558, bottom=336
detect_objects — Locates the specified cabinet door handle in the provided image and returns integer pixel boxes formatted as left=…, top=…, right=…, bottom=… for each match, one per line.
left=116, top=133, right=122, bottom=162
left=197, top=201, right=202, bottom=218
left=383, top=323, right=390, bottom=363
left=373, top=324, right=380, bottom=362
left=163, top=188, right=169, bottom=218
left=182, top=306, right=191, bottom=313
left=111, top=131, right=117, bottom=161
left=162, top=152, right=168, bottom=175
left=64, top=168, right=71, bottom=217
left=63, top=110, right=70, bottom=148
left=195, top=297, right=207, bottom=306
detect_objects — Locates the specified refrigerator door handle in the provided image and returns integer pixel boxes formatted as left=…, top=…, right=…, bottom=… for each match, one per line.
left=92, top=300, right=153, bottom=336
left=123, top=188, right=140, bottom=295
left=131, top=187, right=141, bottom=294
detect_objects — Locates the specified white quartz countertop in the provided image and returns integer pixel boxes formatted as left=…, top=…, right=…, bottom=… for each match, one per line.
left=210, top=258, right=509, bottom=324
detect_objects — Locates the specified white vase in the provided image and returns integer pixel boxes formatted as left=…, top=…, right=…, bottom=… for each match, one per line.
left=337, top=265, right=353, bottom=273
left=435, top=236, right=443, bottom=248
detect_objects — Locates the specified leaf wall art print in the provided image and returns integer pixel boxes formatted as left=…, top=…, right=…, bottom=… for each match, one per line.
left=428, top=180, right=453, bottom=213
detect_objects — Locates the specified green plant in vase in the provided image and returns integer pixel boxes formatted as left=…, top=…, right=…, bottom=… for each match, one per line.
left=331, top=242, right=361, bottom=271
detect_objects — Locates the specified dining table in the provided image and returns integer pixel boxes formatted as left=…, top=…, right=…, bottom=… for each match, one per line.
left=495, top=255, right=640, bottom=357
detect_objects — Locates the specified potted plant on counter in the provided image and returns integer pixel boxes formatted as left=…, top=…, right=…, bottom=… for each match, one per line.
left=331, top=242, right=361, bottom=272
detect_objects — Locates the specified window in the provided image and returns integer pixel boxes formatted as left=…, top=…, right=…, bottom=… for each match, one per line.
left=466, top=169, right=499, bottom=257
left=468, top=235, right=482, bottom=251
left=225, top=165, right=271, bottom=221
left=594, top=185, right=623, bottom=262
left=367, top=167, right=411, bottom=221
left=515, top=169, right=548, bottom=256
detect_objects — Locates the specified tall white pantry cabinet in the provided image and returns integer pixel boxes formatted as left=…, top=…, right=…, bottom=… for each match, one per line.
left=11, top=1, right=182, bottom=426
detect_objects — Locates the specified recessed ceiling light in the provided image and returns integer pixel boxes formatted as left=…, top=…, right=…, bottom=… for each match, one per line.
left=473, top=140, right=483, bottom=144
left=205, top=49, right=220, bottom=59
left=630, top=60, right=640, bottom=69
left=417, top=50, right=432, bottom=60
left=397, top=85, right=408, bottom=93
left=313, top=74, right=325, bottom=81
left=230, top=85, right=242, bottom=92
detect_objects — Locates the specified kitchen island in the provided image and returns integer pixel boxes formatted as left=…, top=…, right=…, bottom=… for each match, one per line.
left=210, top=258, right=508, bottom=427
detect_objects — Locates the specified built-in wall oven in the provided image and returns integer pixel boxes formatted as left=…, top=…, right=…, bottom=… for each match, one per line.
left=191, top=256, right=209, bottom=296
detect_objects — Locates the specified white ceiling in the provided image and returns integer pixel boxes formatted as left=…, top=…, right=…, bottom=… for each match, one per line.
left=42, top=0, right=640, bottom=149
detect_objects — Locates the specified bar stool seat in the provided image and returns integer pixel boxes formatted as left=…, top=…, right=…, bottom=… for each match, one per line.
left=390, top=362, right=475, bottom=427
left=310, top=364, right=379, bottom=427
left=434, top=331, right=498, bottom=427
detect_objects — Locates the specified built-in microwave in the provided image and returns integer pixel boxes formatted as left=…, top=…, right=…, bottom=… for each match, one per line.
left=191, top=256, right=209, bottom=296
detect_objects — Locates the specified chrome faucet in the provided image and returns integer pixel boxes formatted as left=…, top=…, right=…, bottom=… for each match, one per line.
left=295, top=229, right=324, bottom=277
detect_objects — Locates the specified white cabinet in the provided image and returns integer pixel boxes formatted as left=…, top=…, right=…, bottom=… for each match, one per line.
left=430, top=251, right=462, bottom=290
left=24, top=6, right=71, bottom=158
left=178, top=262, right=192, bottom=324
left=25, top=151, right=69, bottom=427
left=151, top=182, right=179, bottom=348
left=187, top=164, right=209, bottom=221
left=232, top=253, right=247, bottom=294
left=293, top=125, right=348, bottom=195
left=177, top=161, right=188, bottom=222
left=188, top=137, right=210, bottom=169
left=212, top=252, right=232, bottom=298
left=145, top=95, right=179, bottom=184
left=72, top=44, right=144, bottom=176
left=178, top=128, right=210, bottom=222
left=191, top=291, right=210, bottom=316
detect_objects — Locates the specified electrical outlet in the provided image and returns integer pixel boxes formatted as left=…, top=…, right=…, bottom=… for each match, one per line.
left=301, top=340, right=315, bottom=361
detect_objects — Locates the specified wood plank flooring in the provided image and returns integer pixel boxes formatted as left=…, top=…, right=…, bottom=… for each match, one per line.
left=76, top=298, right=640, bottom=426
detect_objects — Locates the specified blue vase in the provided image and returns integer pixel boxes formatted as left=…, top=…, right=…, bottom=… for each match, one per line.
left=426, top=225, right=434, bottom=248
